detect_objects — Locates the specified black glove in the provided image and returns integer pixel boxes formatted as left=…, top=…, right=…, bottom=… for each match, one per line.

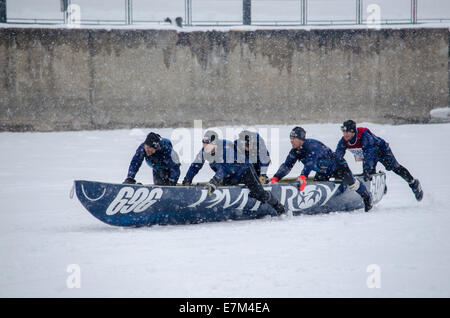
left=363, top=171, right=374, bottom=182
left=123, top=177, right=136, bottom=184
left=207, top=179, right=219, bottom=195
left=182, top=179, right=192, bottom=186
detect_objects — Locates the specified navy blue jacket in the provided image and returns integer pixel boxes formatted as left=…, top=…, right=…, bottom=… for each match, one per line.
left=184, top=139, right=250, bottom=184
left=274, top=139, right=341, bottom=180
left=233, top=132, right=271, bottom=176
left=335, top=127, right=388, bottom=173
left=127, top=138, right=181, bottom=184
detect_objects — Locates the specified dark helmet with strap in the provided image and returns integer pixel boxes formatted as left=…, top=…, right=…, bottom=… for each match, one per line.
left=290, top=126, right=306, bottom=141
left=144, top=132, right=161, bottom=149
left=202, top=130, right=219, bottom=145
left=341, top=120, right=357, bottom=133
left=237, top=130, right=258, bottom=153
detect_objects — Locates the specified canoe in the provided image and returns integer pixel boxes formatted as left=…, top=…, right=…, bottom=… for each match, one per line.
left=72, top=172, right=387, bottom=227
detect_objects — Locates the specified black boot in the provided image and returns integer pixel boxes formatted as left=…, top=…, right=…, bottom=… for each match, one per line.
left=409, top=179, right=423, bottom=201
left=361, top=192, right=373, bottom=212
left=267, top=193, right=286, bottom=215
left=272, top=201, right=286, bottom=215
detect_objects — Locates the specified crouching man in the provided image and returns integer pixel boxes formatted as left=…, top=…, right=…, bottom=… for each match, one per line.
left=183, top=131, right=286, bottom=215
left=124, top=132, right=180, bottom=186
left=234, top=130, right=271, bottom=184
left=271, top=126, right=373, bottom=212
left=336, top=120, right=423, bottom=201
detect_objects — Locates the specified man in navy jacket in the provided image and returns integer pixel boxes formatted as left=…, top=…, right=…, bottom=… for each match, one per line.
left=124, top=132, right=180, bottom=186
left=234, top=130, right=271, bottom=184
left=182, top=130, right=285, bottom=215
left=335, top=120, right=423, bottom=201
left=271, top=126, right=373, bottom=212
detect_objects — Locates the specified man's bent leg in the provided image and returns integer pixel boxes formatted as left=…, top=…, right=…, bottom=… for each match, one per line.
left=242, top=165, right=286, bottom=215
left=335, top=164, right=373, bottom=212
left=381, top=148, right=423, bottom=201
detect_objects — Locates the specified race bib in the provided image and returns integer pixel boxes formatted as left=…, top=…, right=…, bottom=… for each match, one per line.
left=349, top=148, right=364, bottom=162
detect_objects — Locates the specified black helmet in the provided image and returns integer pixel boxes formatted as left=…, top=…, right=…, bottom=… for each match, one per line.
left=238, top=130, right=258, bottom=145
left=202, top=130, right=219, bottom=145
left=290, top=126, right=306, bottom=141
left=237, top=130, right=257, bottom=152
left=144, top=132, right=161, bottom=149
left=341, top=120, right=357, bottom=133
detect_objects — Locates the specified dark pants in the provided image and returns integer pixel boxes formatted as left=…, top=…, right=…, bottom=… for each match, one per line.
left=392, top=165, right=414, bottom=184
left=220, top=175, right=242, bottom=186
left=153, top=169, right=176, bottom=186
left=242, top=165, right=281, bottom=207
left=377, top=146, right=414, bottom=183
left=219, top=163, right=262, bottom=186
left=314, top=163, right=354, bottom=184
left=377, top=145, right=399, bottom=171
left=215, top=165, right=284, bottom=214
left=315, top=163, right=368, bottom=197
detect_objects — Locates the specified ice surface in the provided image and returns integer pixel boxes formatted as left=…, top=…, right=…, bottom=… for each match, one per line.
left=1, top=123, right=449, bottom=297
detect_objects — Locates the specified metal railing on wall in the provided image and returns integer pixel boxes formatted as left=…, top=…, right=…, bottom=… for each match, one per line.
left=3, top=0, right=450, bottom=27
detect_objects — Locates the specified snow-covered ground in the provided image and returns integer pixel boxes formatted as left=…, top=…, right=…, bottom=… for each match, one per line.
left=1, top=122, right=449, bottom=297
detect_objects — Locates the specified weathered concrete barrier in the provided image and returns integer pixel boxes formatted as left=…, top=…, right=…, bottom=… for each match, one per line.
left=0, top=27, right=448, bottom=131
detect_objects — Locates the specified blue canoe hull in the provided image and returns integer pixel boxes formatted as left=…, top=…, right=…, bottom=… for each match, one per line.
left=73, top=172, right=386, bottom=227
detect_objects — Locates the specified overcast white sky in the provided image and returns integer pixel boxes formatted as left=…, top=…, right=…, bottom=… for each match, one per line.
left=6, top=0, right=450, bottom=22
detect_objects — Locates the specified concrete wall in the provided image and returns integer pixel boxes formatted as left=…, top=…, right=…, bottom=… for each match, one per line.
left=0, top=27, right=448, bottom=131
